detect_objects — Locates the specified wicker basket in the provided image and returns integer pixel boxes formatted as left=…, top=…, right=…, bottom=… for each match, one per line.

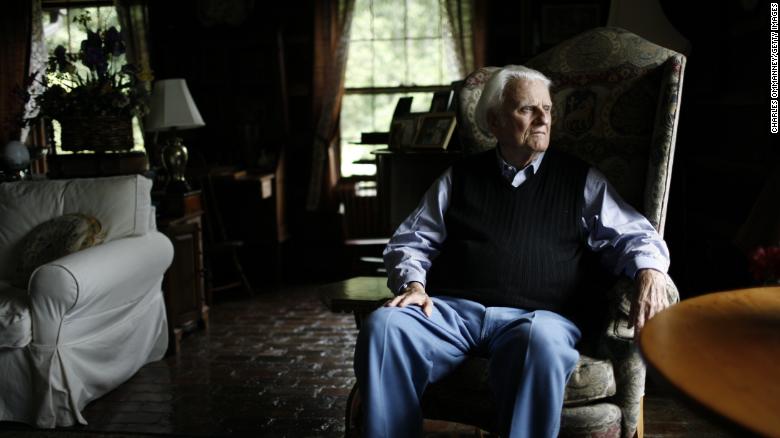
left=59, top=115, right=134, bottom=152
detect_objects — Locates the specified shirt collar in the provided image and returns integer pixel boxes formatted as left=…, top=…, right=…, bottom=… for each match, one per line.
left=495, top=147, right=546, bottom=183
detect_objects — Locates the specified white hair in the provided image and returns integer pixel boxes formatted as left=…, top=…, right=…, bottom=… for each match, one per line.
left=474, top=65, right=552, bottom=135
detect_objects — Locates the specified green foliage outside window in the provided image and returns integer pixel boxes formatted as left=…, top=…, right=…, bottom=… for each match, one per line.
left=341, top=0, right=462, bottom=176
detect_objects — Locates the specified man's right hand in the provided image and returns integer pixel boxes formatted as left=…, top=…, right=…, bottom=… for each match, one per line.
left=384, top=281, right=434, bottom=318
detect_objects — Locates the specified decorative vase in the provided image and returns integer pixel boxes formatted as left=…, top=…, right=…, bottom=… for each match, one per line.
left=59, top=115, right=134, bottom=152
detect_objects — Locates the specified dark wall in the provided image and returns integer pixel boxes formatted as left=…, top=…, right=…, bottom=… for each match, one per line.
left=147, top=0, right=316, bottom=238
left=144, top=1, right=776, bottom=293
left=484, top=0, right=611, bottom=64
left=656, top=1, right=774, bottom=296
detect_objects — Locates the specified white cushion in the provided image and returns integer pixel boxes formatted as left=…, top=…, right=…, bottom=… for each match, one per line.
left=0, top=281, right=31, bottom=348
left=0, top=180, right=69, bottom=279
left=0, top=175, right=153, bottom=280
left=62, top=175, right=153, bottom=242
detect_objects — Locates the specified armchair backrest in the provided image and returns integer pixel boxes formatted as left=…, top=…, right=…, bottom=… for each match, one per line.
left=0, top=175, right=154, bottom=279
left=456, top=27, right=686, bottom=235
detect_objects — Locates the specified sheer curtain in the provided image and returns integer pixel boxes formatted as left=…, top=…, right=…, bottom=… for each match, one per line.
left=306, top=0, right=355, bottom=211
left=442, top=0, right=484, bottom=77
left=115, top=0, right=155, bottom=161
left=115, top=0, right=153, bottom=96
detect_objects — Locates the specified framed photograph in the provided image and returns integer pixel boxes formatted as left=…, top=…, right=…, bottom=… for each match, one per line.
left=389, top=115, right=419, bottom=149
left=429, top=90, right=452, bottom=113
left=412, top=112, right=457, bottom=149
left=392, top=96, right=413, bottom=120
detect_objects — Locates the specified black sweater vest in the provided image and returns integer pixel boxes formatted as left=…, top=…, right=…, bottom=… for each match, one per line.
left=426, top=148, right=592, bottom=313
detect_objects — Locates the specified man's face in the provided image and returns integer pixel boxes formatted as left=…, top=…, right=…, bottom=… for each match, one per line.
left=489, top=78, right=552, bottom=156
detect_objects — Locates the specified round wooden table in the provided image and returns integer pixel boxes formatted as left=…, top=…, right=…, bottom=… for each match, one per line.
left=639, top=286, right=780, bottom=437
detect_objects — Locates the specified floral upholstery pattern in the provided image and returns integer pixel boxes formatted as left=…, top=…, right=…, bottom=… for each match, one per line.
left=456, top=66, right=500, bottom=152
left=12, top=213, right=105, bottom=289
left=525, top=27, right=684, bottom=233
left=561, top=403, right=622, bottom=438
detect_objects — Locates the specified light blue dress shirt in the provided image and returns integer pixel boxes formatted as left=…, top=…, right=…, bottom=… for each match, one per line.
left=383, top=149, right=670, bottom=294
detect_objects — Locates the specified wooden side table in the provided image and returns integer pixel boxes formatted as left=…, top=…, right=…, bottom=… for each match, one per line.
left=639, top=286, right=780, bottom=437
left=156, top=190, right=210, bottom=355
left=320, top=276, right=392, bottom=328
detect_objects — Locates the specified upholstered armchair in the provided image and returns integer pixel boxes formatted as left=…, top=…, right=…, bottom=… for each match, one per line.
left=347, top=27, right=685, bottom=438
left=0, top=175, right=172, bottom=427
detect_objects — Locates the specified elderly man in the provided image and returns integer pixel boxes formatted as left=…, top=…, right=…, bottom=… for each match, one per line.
left=353, top=65, right=670, bottom=438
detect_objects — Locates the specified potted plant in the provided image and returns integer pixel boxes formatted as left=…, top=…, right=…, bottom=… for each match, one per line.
left=25, top=12, right=151, bottom=152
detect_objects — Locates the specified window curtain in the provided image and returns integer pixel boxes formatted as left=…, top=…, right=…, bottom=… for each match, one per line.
left=441, top=0, right=484, bottom=77
left=24, top=0, right=49, bottom=174
left=115, top=0, right=153, bottom=95
left=0, top=1, right=33, bottom=148
left=306, top=0, right=355, bottom=212
left=115, top=0, right=154, bottom=156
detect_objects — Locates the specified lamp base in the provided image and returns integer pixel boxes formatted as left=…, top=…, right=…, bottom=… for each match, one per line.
left=161, top=136, right=190, bottom=193
left=166, top=178, right=191, bottom=193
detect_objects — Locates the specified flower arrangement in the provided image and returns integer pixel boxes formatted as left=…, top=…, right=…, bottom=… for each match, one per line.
left=748, top=245, right=780, bottom=285
left=25, top=12, right=151, bottom=126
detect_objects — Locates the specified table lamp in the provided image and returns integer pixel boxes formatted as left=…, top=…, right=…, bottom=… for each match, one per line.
left=146, top=79, right=205, bottom=191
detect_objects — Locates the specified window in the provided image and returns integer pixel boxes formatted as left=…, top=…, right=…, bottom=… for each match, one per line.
left=340, top=0, right=467, bottom=177
left=41, top=4, right=145, bottom=153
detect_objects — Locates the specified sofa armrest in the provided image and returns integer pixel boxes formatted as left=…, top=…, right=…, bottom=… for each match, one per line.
left=27, top=231, right=173, bottom=346
left=599, top=274, right=680, bottom=438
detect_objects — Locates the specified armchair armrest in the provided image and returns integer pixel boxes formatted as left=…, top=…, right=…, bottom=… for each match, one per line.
left=603, top=273, right=680, bottom=341
left=28, top=231, right=173, bottom=346
left=599, top=274, right=680, bottom=438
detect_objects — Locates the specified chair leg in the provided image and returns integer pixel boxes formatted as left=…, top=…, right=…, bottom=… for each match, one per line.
left=345, top=384, right=362, bottom=438
left=230, top=248, right=254, bottom=297
left=634, top=396, right=644, bottom=438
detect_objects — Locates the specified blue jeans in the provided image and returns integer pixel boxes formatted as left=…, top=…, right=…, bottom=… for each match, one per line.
left=354, top=296, right=581, bottom=438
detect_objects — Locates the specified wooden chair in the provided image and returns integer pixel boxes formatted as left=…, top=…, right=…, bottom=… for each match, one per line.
left=200, top=171, right=254, bottom=304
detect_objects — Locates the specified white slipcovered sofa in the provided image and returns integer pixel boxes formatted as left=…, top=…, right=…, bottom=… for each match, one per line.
left=0, top=175, right=173, bottom=427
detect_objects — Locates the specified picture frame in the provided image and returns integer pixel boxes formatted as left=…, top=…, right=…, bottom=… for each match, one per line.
left=429, top=90, right=452, bottom=113
left=412, top=112, right=457, bottom=149
left=392, top=96, right=413, bottom=120
left=389, top=115, right=419, bottom=150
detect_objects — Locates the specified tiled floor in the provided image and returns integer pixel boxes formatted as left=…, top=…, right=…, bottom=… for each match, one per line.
left=84, top=284, right=358, bottom=437
left=0, top=282, right=740, bottom=437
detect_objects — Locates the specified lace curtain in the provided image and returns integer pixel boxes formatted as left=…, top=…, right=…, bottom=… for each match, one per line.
left=442, top=0, right=477, bottom=78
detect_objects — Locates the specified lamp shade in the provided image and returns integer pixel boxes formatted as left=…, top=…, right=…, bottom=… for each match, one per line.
left=145, top=79, right=205, bottom=132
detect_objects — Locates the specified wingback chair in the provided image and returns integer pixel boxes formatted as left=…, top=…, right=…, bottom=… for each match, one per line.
left=346, top=27, right=685, bottom=438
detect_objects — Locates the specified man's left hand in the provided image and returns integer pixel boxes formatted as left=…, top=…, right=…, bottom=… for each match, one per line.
left=629, top=269, right=669, bottom=333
